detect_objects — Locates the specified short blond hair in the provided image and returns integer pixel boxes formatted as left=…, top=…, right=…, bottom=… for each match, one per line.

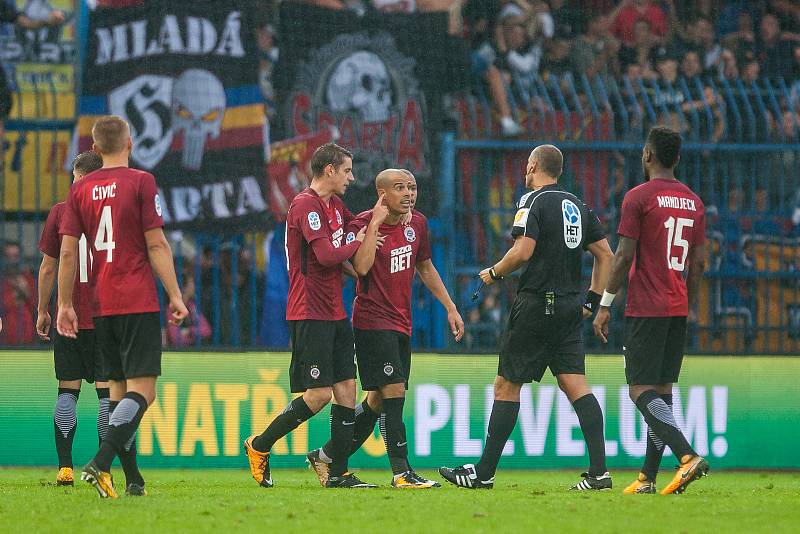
left=91, top=115, right=131, bottom=155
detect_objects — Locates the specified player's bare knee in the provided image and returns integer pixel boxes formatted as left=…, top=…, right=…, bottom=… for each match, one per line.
left=58, top=379, right=81, bottom=390
left=332, top=379, right=356, bottom=408
left=304, top=387, right=333, bottom=412
left=367, top=390, right=383, bottom=412
left=493, top=376, right=522, bottom=401
left=556, top=374, right=590, bottom=403
left=381, top=382, right=405, bottom=399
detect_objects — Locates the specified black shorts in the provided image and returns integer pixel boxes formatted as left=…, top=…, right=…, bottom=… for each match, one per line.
left=54, top=329, right=106, bottom=383
left=624, top=316, right=687, bottom=385
left=498, top=292, right=585, bottom=383
left=354, top=328, right=411, bottom=391
left=94, top=312, right=162, bottom=381
left=289, top=319, right=356, bottom=393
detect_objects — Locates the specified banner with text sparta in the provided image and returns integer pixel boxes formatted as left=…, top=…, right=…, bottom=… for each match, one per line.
left=275, top=3, right=460, bottom=214
left=2, top=352, right=799, bottom=470
left=76, top=0, right=269, bottom=231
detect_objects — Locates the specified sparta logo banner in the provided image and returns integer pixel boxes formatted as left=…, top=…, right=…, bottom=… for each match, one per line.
left=275, top=3, right=456, bottom=213
left=76, top=0, right=269, bottom=231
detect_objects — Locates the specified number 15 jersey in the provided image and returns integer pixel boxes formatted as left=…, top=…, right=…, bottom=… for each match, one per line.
left=617, top=178, right=705, bottom=317
left=60, top=166, right=164, bottom=317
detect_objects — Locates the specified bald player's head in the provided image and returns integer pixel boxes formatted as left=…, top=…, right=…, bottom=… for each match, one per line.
left=375, top=168, right=407, bottom=190
left=531, top=145, right=563, bottom=179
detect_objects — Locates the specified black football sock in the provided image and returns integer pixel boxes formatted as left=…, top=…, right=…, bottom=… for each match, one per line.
left=475, top=400, right=520, bottom=480
left=54, top=388, right=80, bottom=469
left=338, top=399, right=379, bottom=456
left=635, top=390, right=695, bottom=462
left=572, top=393, right=607, bottom=477
left=94, top=392, right=147, bottom=473
left=323, top=404, right=355, bottom=478
left=96, top=388, right=110, bottom=447
left=641, top=393, right=673, bottom=481
left=108, top=399, right=145, bottom=487
left=252, top=396, right=314, bottom=452
left=381, top=397, right=410, bottom=475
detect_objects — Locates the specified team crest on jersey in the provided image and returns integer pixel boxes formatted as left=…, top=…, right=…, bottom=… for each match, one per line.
left=310, top=366, right=321, bottom=379
left=562, top=199, right=582, bottom=249
left=404, top=226, right=416, bottom=242
left=154, top=194, right=163, bottom=217
left=346, top=231, right=356, bottom=244
left=383, top=364, right=394, bottom=376
left=335, top=209, right=342, bottom=225
left=308, top=211, right=321, bottom=230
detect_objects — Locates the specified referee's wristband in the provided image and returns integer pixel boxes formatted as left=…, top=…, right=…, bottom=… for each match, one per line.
left=583, top=290, right=602, bottom=314
left=599, top=290, right=616, bottom=307
left=489, top=267, right=504, bottom=281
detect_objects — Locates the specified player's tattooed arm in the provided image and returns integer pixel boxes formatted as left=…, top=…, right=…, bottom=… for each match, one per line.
left=593, top=235, right=636, bottom=343
left=145, top=228, right=189, bottom=326
left=479, top=235, right=536, bottom=285
left=56, top=236, right=79, bottom=338
left=416, top=259, right=465, bottom=342
left=36, top=254, right=58, bottom=341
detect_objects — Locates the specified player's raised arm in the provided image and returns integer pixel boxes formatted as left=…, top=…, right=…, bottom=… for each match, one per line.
left=56, top=235, right=79, bottom=339
left=144, top=228, right=188, bottom=326
left=36, top=253, right=57, bottom=341
left=416, top=259, right=464, bottom=341
left=351, top=193, right=389, bottom=276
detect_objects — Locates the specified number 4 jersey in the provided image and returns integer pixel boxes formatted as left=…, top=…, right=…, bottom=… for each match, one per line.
left=60, top=166, right=164, bottom=317
left=617, top=178, right=706, bottom=317
left=39, top=202, right=94, bottom=330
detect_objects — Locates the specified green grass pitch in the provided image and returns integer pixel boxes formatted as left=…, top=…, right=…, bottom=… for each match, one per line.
left=1, top=468, right=798, bottom=533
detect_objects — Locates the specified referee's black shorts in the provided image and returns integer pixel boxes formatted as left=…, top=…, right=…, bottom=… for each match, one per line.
left=94, top=312, right=162, bottom=380
left=498, top=292, right=585, bottom=383
left=623, top=316, right=687, bottom=385
left=54, top=329, right=106, bottom=383
left=288, top=319, right=356, bottom=393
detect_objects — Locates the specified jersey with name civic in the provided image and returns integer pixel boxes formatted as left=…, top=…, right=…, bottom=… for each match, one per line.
left=285, top=187, right=354, bottom=321
left=348, top=209, right=431, bottom=336
left=511, top=184, right=606, bottom=296
left=60, top=167, right=164, bottom=317
left=39, top=202, right=95, bottom=330
left=618, top=178, right=706, bottom=317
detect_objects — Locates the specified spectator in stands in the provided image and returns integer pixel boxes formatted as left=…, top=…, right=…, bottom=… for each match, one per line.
left=717, top=0, right=758, bottom=41
left=720, top=8, right=757, bottom=57
left=496, top=14, right=544, bottom=81
left=618, top=18, right=657, bottom=79
left=609, top=0, right=669, bottom=48
left=0, top=241, right=36, bottom=345
left=166, top=264, right=212, bottom=347
left=462, top=0, right=525, bottom=136
left=570, top=14, right=620, bottom=80
left=542, top=36, right=573, bottom=75
left=692, top=16, right=726, bottom=77
left=756, top=12, right=796, bottom=79
left=0, top=4, right=65, bottom=166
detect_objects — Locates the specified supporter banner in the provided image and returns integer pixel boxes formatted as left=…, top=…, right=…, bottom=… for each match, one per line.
left=267, top=129, right=333, bottom=222
left=275, top=2, right=460, bottom=214
left=76, top=0, right=269, bottom=231
left=1, top=352, right=798, bottom=469
left=1, top=0, right=76, bottom=212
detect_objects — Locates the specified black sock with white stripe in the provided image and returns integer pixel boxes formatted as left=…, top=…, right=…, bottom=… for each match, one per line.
left=381, top=397, right=410, bottom=475
left=476, top=400, right=520, bottom=481
left=635, top=390, right=695, bottom=461
left=109, top=399, right=144, bottom=487
left=572, top=393, right=607, bottom=477
left=641, top=393, right=672, bottom=481
left=54, top=388, right=80, bottom=469
left=94, top=392, right=148, bottom=473
left=324, top=404, right=355, bottom=478
left=96, top=388, right=110, bottom=447
left=253, top=396, right=314, bottom=452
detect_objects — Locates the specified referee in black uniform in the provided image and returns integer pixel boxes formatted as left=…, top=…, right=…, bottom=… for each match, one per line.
left=440, top=144, right=614, bottom=490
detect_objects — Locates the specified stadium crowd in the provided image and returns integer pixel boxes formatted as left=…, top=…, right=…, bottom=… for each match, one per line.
left=2, top=0, right=800, bottom=349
